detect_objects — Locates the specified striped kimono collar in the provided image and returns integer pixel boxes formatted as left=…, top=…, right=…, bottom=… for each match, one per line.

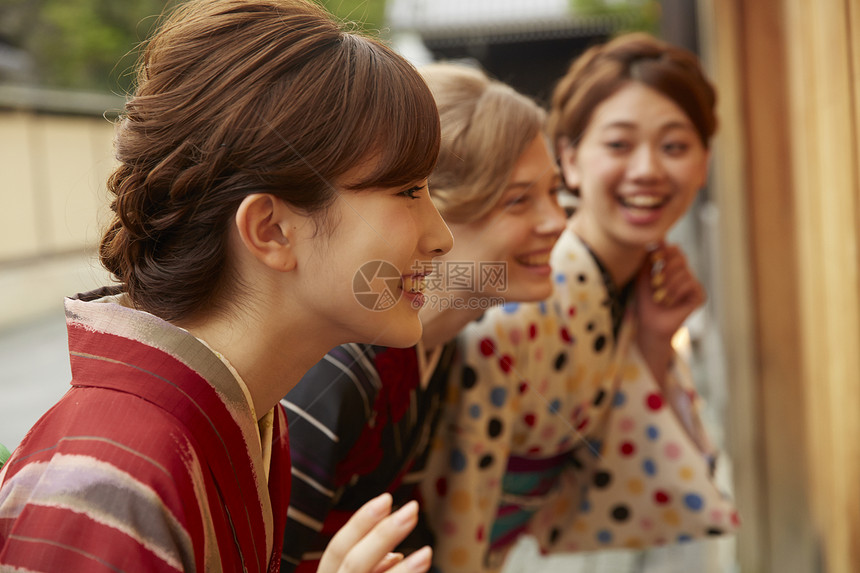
left=64, top=290, right=275, bottom=569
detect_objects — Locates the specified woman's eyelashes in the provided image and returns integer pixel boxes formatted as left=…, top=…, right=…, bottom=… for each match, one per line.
left=602, top=133, right=695, bottom=157
left=398, top=185, right=424, bottom=199
left=604, top=139, right=633, bottom=153
left=502, top=184, right=561, bottom=213
left=504, top=194, right=529, bottom=209
left=662, top=140, right=692, bottom=156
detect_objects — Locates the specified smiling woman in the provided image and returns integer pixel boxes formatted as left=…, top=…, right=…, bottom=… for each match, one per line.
left=295, top=169, right=451, bottom=349
left=0, top=1, right=452, bottom=572
left=421, top=33, right=735, bottom=572
left=559, top=82, right=709, bottom=268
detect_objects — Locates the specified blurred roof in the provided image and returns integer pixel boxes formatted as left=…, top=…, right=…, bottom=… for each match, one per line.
left=387, top=0, right=625, bottom=44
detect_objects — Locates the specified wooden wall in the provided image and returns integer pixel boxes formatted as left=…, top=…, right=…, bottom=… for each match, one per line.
left=699, top=0, right=860, bottom=571
left=0, top=111, right=115, bottom=262
left=0, top=88, right=120, bottom=329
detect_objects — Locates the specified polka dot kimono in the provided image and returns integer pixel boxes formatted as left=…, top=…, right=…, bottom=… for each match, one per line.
left=420, top=230, right=738, bottom=572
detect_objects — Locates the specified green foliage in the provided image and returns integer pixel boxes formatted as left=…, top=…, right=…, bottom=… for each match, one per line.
left=320, top=0, right=388, bottom=35
left=570, top=0, right=661, bottom=35
left=0, top=442, right=11, bottom=470
left=2, top=0, right=177, bottom=92
left=2, top=0, right=388, bottom=93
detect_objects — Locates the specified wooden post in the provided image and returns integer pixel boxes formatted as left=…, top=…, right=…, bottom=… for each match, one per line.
left=701, top=0, right=860, bottom=570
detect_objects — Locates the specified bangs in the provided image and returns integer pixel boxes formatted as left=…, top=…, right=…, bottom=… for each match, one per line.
left=340, top=39, right=441, bottom=190
left=631, top=60, right=716, bottom=145
left=558, top=63, right=629, bottom=146
left=472, top=85, right=543, bottom=169
left=459, top=87, right=543, bottom=204
left=429, top=77, right=545, bottom=224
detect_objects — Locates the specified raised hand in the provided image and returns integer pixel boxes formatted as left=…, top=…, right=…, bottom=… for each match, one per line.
left=318, top=493, right=432, bottom=573
left=633, top=243, right=706, bottom=384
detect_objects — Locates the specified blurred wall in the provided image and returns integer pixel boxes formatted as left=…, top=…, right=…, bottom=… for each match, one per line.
left=0, top=86, right=121, bottom=330
left=699, top=0, right=860, bottom=571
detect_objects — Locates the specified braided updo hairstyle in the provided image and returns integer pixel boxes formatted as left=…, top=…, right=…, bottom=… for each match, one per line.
left=100, top=0, right=441, bottom=323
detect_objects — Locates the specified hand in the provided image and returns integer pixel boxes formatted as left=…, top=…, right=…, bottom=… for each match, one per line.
left=635, top=243, right=705, bottom=341
left=318, top=493, right=433, bottom=573
left=634, top=243, right=705, bottom=383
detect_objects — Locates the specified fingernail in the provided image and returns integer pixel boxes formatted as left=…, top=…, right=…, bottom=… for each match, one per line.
left=380, top=553, right=404, bottom=568
left=395, top=500, right=419, bottom=525
left=367, top=493, right=392, bottom=517
left=403, top=546, right=432, bottom=571
left=653, top=288, right=667, bottom=303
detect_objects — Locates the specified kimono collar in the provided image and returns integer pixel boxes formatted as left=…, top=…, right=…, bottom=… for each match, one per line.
left=580, top=243, right=635, bottom=341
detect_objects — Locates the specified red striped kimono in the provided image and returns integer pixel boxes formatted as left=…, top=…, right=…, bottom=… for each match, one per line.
left=0, top=290, right=291, bottom=572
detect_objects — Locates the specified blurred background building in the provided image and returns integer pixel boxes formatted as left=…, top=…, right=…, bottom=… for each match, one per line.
left=388, top=0, right=624, bottom=102
left=1, top=0, right=858, bottom=571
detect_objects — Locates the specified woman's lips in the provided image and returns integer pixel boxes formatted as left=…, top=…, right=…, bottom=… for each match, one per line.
left=617, top=192, right=671, bottom=224
left=618, top=193, right=670, bottom=209
left=514, top=249, right=553, bottom=276
left=514, top=251, right=552, bottom=267
left=400, top=273, right=428, bottom=308
left=402, top=274, right=427, bottom=295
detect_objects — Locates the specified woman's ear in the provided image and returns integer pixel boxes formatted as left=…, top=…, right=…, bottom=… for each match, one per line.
left=557, top=137, right=581, bottom=193
left=234, top=193, right=299, bottom=272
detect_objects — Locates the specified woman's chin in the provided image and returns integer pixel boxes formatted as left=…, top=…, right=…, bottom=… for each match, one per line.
left=504, top=280, right=555, bottom=304
left=373, top=321, right=423, bottom=349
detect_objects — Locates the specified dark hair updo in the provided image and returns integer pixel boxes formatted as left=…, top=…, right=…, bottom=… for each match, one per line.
left=100, top=0, right=441, bottom=323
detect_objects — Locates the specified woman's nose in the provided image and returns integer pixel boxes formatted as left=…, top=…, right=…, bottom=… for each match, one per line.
left=420, top=196, right=454, bottom=256
left=535, top=195, right=568, bottom=236
left=629, top=145, right=665, bottom=181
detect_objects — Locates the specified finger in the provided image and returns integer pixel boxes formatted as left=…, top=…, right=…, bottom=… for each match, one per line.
left=371, top=553, right=404, bottom=573
left=648, top=246, right=668, bottom=288
left=648, top=244, right=686, bottom=291
left=358, top=501, right=419, bottom=557
left=652, top=246, right=687, bottom=282
left=331, top=501, right=420, bottom=573
left=651, top=266, right=678, bottom=304
left=387, top=546, right=432, bottom=573
left=658, top=272, right=695, bottom=306
left=658, top=254, right=700, bottom=300
left=656, top=252, right=698, bottom=305
left=682, top=280, right=707, bottom=307
left=665, top=275, right=706, bottom=309
left=659, top=269, right=694, bottom=304
left=319, top=493, right=392, bottom=572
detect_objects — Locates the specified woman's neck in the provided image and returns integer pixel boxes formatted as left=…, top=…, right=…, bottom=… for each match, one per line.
left=569, top=216, right=648, bottom=288
left=180, top=311, right=329, bottom=421
left=419, top=299, right=485, bottom=352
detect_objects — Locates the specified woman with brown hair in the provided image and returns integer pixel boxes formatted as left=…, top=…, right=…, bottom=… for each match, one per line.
left=0, top=1, right=452, bottom=571
left=281, top=62, right=567, bottom=571
left=422, top=33, right=737, bottom=571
